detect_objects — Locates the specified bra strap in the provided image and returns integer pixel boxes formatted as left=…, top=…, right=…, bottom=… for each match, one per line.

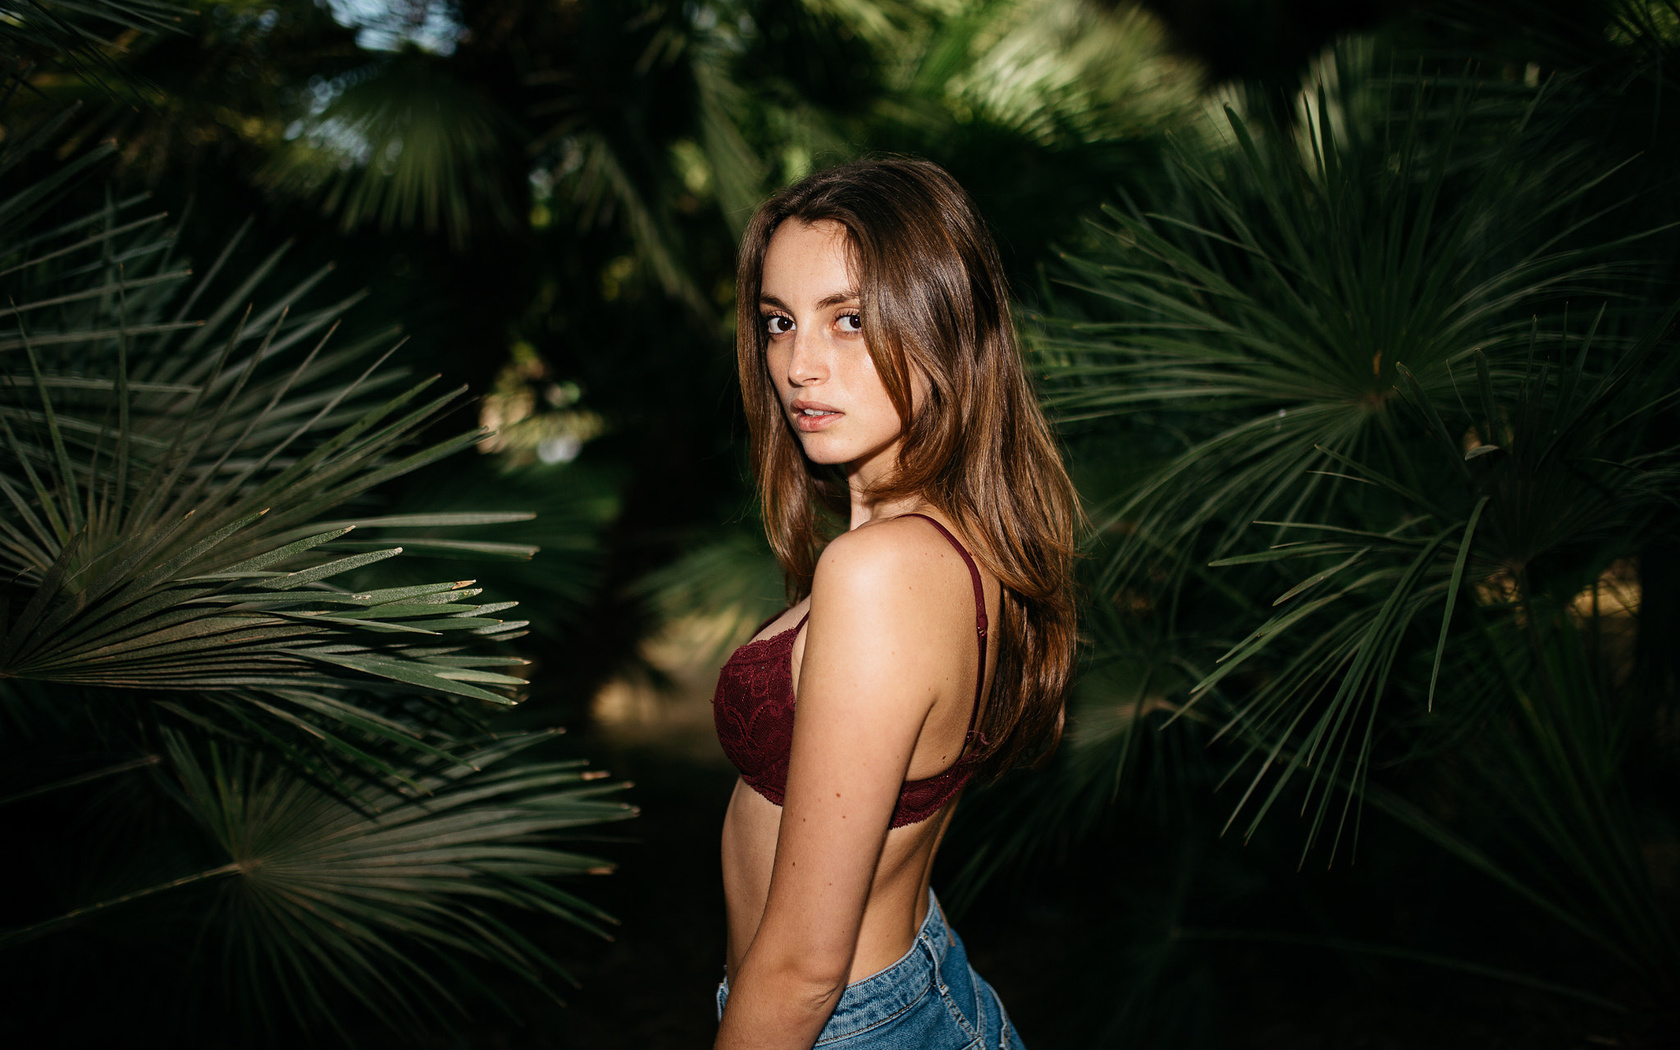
left=899, top=513, right=988, bottom=735
left=747, top=609, right=785, bottom=637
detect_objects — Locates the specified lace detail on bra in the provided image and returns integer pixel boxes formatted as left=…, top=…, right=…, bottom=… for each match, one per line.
left=710, top=513, right=987, bottom=828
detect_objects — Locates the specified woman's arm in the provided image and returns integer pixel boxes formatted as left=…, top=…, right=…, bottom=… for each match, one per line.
left=714, top=523, right=953, bottom=1050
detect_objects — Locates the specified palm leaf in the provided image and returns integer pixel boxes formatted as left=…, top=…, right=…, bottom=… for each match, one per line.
left=1026, top=38, right=1680, bottom=1003
left=256, top=51, right=518, bottom=251
left=0, top=143, right=546, bottom=758
left=3, top=729, right=636, bottom=1032
left=0, top=0, right=188, bottom=87
left=0, top=101, right=640, bottom=1040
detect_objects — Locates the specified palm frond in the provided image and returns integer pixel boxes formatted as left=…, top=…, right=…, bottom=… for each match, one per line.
left=1043, top=55, right=1658, bottom=594
left=1180, top=314, right=1678, bottom=843
left=1, top=101, right=638, bottom=1040
left=0, top=0, right=189, bottom=86
left=636, top=521, right=786, bottom=664
left=936, top=0, right=1202, bottom=145
left=1028, top=38, right=1680, bottom=998
left=3, top=729, right=636, bottom=1033
left=256, top=51, right=518, bottom=251
left=0, top=150, right=540, bottom=757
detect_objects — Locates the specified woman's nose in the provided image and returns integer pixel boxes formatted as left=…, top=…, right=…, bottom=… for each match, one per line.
left=786, top=329, right=826, bottom=385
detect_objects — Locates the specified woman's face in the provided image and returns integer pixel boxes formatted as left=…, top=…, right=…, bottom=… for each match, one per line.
left=758, top=219, right=918, bottom=487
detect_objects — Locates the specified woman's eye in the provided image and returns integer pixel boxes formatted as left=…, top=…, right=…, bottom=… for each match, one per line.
left=837, top=312, right=863, bottom=333
left=764, top=315, right=793, bottom=336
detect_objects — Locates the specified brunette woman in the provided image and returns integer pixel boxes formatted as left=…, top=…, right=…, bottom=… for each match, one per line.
left=711, top=157, right=1080, bottom=1050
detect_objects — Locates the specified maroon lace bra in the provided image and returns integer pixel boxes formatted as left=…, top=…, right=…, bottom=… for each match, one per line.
left=711, top=513, right=988, bottom=828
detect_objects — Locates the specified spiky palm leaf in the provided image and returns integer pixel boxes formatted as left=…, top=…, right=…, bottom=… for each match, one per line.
left=0, top=172, right=552, bottom=763
left=1204, top=315, right=1680, bottom=969
left=636, top=520, right=787, bottom=664
left=6, top=729, right=631, bottom=1021
left=0, top=0, right=187, bottom=79
left=1046, top=60, right=1651, bottom=596
left=2, top=101, right=636, bottom=1038
left=1035, top=38, right=1680, bottom=999
left=931, top=0, right=1200, bottom=146
left=1045, top=42, right=1673, bottom=830
left=257, top=49, right=517, bottom=251
left=3, top=724, right=636, bottom=1035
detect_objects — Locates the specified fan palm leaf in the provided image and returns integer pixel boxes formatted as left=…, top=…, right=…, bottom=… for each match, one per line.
left=257, top=50, right=518, bottom=251
left=1190, top=316, right=1679, bottom=838
left=1034, top=38, right=1680, bottom=999
left=0, top=152, right=546, bottom=764
left=1045, top=65, right=1655, bottom=596
left=2, top=95, right=636, bottom=1039
left=1044, top=40, right=1676, bottom=820
left=0, top=0, right=188, bottom=83
left=3, top=728, right=636, bottom=1033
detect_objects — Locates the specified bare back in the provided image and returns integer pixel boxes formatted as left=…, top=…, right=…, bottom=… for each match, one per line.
left=719, top=512, right=999, bottom=985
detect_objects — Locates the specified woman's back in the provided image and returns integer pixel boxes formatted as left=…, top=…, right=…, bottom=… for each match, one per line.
left=717, top=511, right=999, bottom=984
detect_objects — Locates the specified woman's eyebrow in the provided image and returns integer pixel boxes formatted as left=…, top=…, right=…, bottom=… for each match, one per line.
left=758, top=290, right=861, bottom=310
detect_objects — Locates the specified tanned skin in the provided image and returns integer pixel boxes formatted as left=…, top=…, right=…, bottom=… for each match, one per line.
left=714, top=221, right=999, bottom=1050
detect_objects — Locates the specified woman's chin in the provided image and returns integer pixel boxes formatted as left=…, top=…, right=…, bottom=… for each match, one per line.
left=794, top=435, right=854, bottom=466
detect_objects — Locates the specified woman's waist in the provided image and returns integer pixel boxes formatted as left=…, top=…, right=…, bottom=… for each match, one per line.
left=843, top=880, right=940, bottom=984
left=720, top=778, right=947, bottom=894
left=723, top=837, right=941, bottom=979
left=718, top=887, right=963, bottom=1028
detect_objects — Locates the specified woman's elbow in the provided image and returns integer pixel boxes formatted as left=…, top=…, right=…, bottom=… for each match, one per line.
left=748, top=947, right=851, bottom=1005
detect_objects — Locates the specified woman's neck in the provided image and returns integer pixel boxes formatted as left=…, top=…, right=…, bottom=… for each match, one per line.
left=846, top=485, right=927, bottom=530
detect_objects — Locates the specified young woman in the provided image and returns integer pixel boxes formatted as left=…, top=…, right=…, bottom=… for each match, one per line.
left=711, top=157, right=1080, bottom=1049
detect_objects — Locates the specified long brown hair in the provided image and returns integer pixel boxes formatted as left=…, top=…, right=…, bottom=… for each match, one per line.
left=735, top=156, right=1082, bottom=780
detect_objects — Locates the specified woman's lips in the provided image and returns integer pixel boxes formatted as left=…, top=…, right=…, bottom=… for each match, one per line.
left=791, top=400, right=842, bottom=432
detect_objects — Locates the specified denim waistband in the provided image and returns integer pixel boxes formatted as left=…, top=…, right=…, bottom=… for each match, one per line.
left=718, top=887, right=961, bottom=1043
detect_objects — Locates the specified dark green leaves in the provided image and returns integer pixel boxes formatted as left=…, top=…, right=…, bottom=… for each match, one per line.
left=0, top=188, right=541, bottom=742
left=1041, top=40, right=1680, bottom=881
left=2, top=730, right=637, bottom=1033
left=0, top=105, right=634, bottom=1040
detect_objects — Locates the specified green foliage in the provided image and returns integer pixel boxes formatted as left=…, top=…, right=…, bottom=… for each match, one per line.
left=13, top=1, right=1219, bottom=704
left=0, top=0, right=189, bottom=79
left=254, top=0, right=1204, bottom=299
left=4, top=729, right=629, bottom=1034
left=258, top=50, right=517, bottom=251
left=0, top=98, right=634, bottom=1040
left=32, top=0, right=1680, bottom=1042
left=1029, top=37, right=1680, bottom=1030
left=0, top=183, right=531, bottom=735
left=637, top=519, right=786, bottom=664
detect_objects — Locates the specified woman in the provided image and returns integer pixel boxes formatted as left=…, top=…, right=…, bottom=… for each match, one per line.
left=711, top=157, right=1080, bottom=1049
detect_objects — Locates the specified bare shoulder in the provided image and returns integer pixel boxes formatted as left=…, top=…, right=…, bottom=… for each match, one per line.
left=819, top=514, right=951, bottom=567
left=811, top=514, right=978, bottom=617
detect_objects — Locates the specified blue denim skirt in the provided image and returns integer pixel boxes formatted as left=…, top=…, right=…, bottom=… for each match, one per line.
left=716, top=889, right=1024, bottom=1048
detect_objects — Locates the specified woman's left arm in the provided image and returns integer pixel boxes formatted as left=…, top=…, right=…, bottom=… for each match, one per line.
left=714, top=526, right=948, bottom=1050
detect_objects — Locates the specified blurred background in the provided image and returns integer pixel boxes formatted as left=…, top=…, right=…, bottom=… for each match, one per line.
left=3, top=0, right=1679, bottom=1046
